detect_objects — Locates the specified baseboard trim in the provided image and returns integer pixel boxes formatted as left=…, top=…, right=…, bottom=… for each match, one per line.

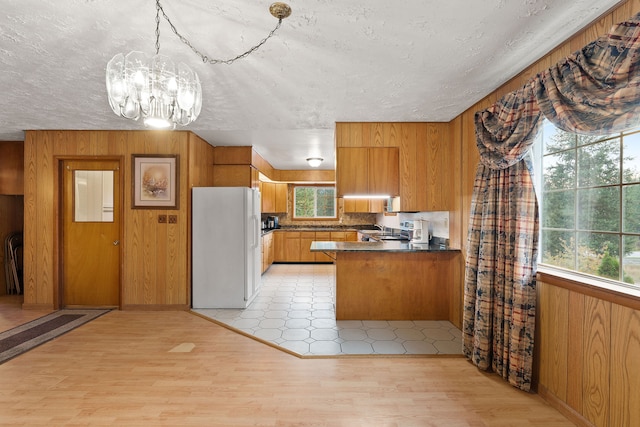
left=537, top=384, right=596, bottom=427
left=121, top=304, right=190, bottom=311
left=21, top=303, right=55, bottom=310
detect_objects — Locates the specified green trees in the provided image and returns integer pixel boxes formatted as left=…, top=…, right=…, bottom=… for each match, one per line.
left=540, top=124, right=640, bottom=284
left=294, top=186, right=336, bottom=218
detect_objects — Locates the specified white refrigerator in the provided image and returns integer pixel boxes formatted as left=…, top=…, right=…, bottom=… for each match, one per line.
left=192, top=187, right=262, bottom=308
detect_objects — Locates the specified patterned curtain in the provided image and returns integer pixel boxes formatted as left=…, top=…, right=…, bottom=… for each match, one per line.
left=464, top=84, right=542, bottom=391
left=536, top=12, right=640, bottom=134
left=465, top=11, right=640, bottom=392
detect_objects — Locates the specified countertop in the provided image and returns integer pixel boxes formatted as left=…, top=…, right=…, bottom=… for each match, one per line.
left=309, top=240, right=458, bottom=253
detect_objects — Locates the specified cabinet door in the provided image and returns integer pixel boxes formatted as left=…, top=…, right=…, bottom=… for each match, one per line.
left=261, top=182, right=275, bottom=212
left=274, top=183, right=288, bottom=213
left=345, top=231, right=358, bottom=242
left=273, top=231, right=285, bottom=262
left=343, top=198, right=369, bottom=213
left=267, top=233, right=274, bottom=265
left=314, top=232, right=333, bottom=262
left=300, top=232, right=316, bottom=262
left=283, top=232, right=301, bottom=262
left=336, top=147, right=368, bottom=196
left=369, top=147, right=399, bottom=196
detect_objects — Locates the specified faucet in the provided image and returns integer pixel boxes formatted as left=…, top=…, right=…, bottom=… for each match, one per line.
left=375, top=224, right=385, bottom=232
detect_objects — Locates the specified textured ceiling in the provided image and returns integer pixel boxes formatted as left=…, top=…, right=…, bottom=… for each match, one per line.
left=0, top=0, right=623, bottom=170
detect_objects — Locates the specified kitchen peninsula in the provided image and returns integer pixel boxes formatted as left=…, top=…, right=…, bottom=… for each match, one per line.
left=310, top=240, right=460, bottom=321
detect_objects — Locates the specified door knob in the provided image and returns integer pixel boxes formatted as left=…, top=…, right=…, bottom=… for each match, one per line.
left=113, top=240, right=120, bottom=246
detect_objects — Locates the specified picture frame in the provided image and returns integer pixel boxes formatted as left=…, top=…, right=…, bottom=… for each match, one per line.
left=131, top=154, right=179, bottom=209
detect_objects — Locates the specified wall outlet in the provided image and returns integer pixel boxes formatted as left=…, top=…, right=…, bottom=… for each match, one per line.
left=168, top=215, right=177, bottom=224
left=158, top=215, right=167, bottom=223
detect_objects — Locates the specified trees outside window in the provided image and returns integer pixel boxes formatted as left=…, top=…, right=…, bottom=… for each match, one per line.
left=293, top=186, right=336, bottom=219
left=537, top=121, right=640, bottom=285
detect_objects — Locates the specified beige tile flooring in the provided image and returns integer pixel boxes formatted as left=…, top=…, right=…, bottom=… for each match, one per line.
left=194, top=263, right=463, bottom=356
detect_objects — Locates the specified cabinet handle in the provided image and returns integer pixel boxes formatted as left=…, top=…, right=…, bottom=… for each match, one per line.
left=113, top=240, right=120, bottom=246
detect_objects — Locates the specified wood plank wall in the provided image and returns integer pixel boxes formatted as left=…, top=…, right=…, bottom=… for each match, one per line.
left=451, top=0, right=640, bottom=425
left=23, top=130, right=215, bottom=310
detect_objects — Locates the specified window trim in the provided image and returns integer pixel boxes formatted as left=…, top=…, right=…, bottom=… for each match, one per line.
left=536, top=123, right=640, bottom=288
left=292, top=185, right=337, bottom=220
left=537, top=266, right=640, bottom=311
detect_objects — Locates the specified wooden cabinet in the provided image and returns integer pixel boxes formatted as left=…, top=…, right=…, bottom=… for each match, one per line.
left=260, top=182, right=287, bottom=213
left=343, top=198, right=384, bottom=213
left=273, top=230, right=357, bottom=263
left=336, top=147, right=399, bottom=197
left=276, top=231, right=300, bottom=262
left=398, top=123, right=451, bottom=212
left=261, top=232, right=274, bottom=274
left=0, top=142, right=24, bottom=195
left=314, top=231, right=333, bottom=262
left=300, top=232, right=316, bottom=262
left=335, top=122, right=452, bottom=212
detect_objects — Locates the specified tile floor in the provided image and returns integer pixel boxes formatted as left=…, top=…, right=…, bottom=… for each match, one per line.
left=193, top=263, right=463, bottom=356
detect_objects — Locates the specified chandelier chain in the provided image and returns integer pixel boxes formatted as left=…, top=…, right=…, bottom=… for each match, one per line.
left=155, top=0, right=284, bottom=65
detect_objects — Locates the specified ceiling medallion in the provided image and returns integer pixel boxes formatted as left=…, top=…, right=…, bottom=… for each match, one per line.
left=106, top=0, right=291, bottom=130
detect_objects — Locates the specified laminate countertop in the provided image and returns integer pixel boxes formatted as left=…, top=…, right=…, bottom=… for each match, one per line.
left=309, top=240, right=458, bottom=253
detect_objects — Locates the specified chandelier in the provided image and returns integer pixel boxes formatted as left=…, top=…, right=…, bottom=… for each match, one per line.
left=106, top=0, right=291, bottom=130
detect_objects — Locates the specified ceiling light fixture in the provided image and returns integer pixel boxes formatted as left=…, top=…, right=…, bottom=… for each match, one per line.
left=106, top=0, right=291, bottom=130
left=306, top=157, right=323, bottom=168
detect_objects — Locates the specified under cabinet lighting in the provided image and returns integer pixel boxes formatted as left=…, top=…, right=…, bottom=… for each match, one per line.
left=343, top=195, right=390, bottom=199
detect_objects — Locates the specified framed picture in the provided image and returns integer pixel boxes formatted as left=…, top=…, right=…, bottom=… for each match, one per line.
left=132, top=155, right=179, bottom=209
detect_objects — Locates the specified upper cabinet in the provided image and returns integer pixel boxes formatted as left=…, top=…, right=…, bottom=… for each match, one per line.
left=399, top=123, right=451, bottom=212
left=335, top=122, right=451, bottom=212
left=0, top=141, right=24, bottom=195
left=336, top=147, right=399, bottom=197
left=260, top=181, right=287, bottom=213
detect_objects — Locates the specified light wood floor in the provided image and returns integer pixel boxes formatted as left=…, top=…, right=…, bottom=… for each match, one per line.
left=0, top=299, right=575, bottom=426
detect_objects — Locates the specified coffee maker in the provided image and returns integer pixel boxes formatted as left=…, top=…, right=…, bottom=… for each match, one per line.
left=266, top=216, right=279, bottom=229
left=411, top=219, right=431, bottom=244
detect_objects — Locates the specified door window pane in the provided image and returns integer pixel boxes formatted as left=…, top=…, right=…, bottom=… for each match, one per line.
left=74, top=170, right=114, bottom=222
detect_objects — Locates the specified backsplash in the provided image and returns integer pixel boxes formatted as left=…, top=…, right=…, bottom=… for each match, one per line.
left=376, top=211, right=450, bottom=239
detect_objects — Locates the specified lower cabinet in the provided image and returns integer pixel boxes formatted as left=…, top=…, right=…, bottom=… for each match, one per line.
left=261, top=232, right=275, bottom=274
left=273, top=230, right=357, bottom=263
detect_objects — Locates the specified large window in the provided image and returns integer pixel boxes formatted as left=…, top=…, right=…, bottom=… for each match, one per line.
left=293, top=186, right=336, bottom=219
left=535, top=121, right=640, bottom=286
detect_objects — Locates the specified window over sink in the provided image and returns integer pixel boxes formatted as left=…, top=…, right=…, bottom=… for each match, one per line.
left=293, top=185, right=336, bottom=219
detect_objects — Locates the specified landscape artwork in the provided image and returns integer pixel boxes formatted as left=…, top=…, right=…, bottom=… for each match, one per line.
left=132, top=155, right=179, bottom=209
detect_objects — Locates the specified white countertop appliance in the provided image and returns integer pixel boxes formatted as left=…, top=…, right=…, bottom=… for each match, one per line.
left=192, top=187, right=261, bottom=308
left=411, top=219, right=431, bottom=244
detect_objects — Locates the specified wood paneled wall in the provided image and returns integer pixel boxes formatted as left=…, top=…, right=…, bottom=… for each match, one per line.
left=451, top=0, right=640, bottom=423
left=537, top=280, right=640, bottom=427
left=23, top=130, right=215, bottom=310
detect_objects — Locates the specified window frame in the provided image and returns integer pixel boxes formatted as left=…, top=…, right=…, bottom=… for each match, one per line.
left=292, top=185, right=337, bottom=220
left=535, top=121, right=640, bottom=290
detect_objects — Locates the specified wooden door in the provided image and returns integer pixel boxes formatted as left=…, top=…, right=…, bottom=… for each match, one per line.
left=62, top=159, right=121, bottom=307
